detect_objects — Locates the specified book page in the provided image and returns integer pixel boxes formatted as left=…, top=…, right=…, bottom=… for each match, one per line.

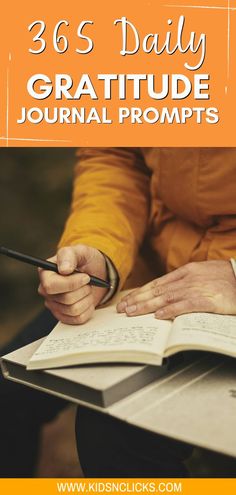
left=29, top=305, right=172, bottom=364
left=166, top=312, right=236, bottom=356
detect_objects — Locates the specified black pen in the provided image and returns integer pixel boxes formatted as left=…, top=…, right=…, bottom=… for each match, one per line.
left=0, top=246, right=111, bottom=289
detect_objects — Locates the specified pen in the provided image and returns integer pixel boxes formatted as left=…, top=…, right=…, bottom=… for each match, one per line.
left=0, top=246, right=111, bottom=289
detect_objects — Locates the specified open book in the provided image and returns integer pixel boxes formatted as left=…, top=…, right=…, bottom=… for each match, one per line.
left=27, top=302, right=236, bottom=370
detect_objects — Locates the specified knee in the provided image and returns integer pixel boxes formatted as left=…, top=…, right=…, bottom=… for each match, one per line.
left=75, top=406, right=193, bottom=478
left=75, top=407, right=110, bottom=476
left=76, top=406, right=129, bottom=477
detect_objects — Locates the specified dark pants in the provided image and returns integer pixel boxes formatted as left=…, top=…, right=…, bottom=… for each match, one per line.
left=0, top=310, right=66, bottom=477
left=0, top=309, right=192, bottom=477
left=76, top=409, right=192, bottom=477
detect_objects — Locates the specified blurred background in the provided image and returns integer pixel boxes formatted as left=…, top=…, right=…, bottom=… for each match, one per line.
left=0, top=148, right=75, bottom=347
left=0, top=148, right=82, bottom=477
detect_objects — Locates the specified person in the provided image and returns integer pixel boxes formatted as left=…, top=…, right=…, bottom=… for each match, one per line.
left=1, top=147, right=236, bottom=477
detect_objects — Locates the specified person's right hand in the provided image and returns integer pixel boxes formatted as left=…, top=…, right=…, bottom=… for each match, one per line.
left=38, top=245, right=108, bottom=325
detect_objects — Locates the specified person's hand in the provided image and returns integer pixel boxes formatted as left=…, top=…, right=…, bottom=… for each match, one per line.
left=38, top=245, right=108, bottom=324
left=117, top=260, right=236, bottom=319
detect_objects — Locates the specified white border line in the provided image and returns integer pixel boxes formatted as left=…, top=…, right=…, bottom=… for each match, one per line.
left=0, top=137, right=71, bottom=143
left=164, top=4, right=236, bottom=10
left=6, top=53, right=11, bottom=147
left=225, top=0, right=232, bottom=94
left=227, top=0, right=231, bottom=81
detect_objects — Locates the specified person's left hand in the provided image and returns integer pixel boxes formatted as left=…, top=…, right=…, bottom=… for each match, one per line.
left=117, top=260, right=236, bottom=319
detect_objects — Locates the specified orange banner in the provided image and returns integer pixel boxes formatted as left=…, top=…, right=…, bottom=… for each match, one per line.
left=1, top=478, right=236, bottom=495
left=0, top=0, right=236, bottom=146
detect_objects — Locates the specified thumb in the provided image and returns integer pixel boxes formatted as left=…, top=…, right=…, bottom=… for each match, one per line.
left=56, top=246, right=79, bottom=275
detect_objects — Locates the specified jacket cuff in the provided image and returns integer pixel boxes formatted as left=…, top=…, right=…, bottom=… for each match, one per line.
left=58, top=235, right=132, bottom=289
left=99, top=255, right=119, bottom=305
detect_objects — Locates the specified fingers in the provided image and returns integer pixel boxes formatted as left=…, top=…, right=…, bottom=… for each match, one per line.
left=136, top=266, right=188, bottom=293
left=61, top=306, right=94, bottom=325
left=155, top=295, right=211, bottom=320
left=117, top=280, right=186, bottom=311
left=116, top=263, right=214, bottom=318
left=40, top=275, right=94, bottom=325
left=117, top=281, right=187, bottom=314
left=117, top=266, right=188, bottom=311
left=39, top=274, right=94, bottom=324
left=117, top=274, right=215, bottom=319
left=122, top=289, right=186, bottom=317
left=56, top=245, right=92, bottom=275
left=46, top=302, right=95, bottom=325
left=39, top=270, right=90, bottom=295
left=38, top=244, right=105, bottom=325
left=121, top=292, right=210, bottom=319
left=155, top=301, right=193, bottom=320
left=38, top=283, right=92, bottom=305
left=45, top=293, right=94, bottom=319
left=57, top=247, right=79, bottom=275
left=153, top=264, right=189, bottom=284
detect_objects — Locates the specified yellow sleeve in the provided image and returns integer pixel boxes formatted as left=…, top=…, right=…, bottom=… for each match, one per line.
left=59, top=148, right=150, bottom=287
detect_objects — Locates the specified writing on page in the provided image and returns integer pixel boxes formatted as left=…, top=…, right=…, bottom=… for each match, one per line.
left=167, top=313, right=236, bottom=355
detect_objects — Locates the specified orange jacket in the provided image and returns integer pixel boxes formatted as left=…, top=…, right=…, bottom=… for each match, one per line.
left=59, top=148, right=236, bottom=287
